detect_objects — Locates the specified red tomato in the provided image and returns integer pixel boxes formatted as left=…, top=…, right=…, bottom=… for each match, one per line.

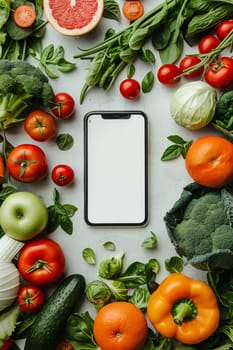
left=1, top=339, right=12, bottom=350
left=17, top=285, right=45, bottom=313
left=24, top=110, right=57, bottom=142
left=7, top=144, right=48, bottom=183
left=18, top=238, right=66, bottom=286
left=198, top=35, right=220, bottom=53
left=50, top=92, right=75, bottom=119
left=216, top=19, right=233, bottom=40
left=205, top=56, right=233, bottom=89
left=157, top=64, right=181, bottom=85
left=179, top=56, right=204, bottom=78
left=119, top=79, right=141, bottom=99
left=51, top=164, right=74, bottom=186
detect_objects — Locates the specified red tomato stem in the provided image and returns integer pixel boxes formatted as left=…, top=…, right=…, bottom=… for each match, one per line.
left=26, top=259, right=51, bottom=274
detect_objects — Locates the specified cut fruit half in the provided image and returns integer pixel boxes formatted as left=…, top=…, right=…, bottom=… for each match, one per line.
left=43, top=0, right=104, bottom=36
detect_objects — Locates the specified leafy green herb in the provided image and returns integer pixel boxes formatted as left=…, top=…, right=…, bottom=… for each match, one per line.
left=141, top=231, right=158, bottom=249
left=103, top=241, right=116, bottom=251
left=140, top=48, right=156, bottom=65
left=56, top=133, right=74, bottom=151
left=85, top=280, right=111, bottom=310
left=103, top=0, right=121, bottom=21
left=161, top=135, right=193, bottom=161
left=127, top=63, right=136, bottom=78
left=165, top=256, right=184, bottom=273
left=82, top=248, right=96, bottom=265
left=65, top=311, right=98, bottom=349
left=46, top=188, right=77, bottom=235
left=128, top=287, right=151, bottom=312
left=75, top=0, right=233, bottom=101
left=98, top=251, right=124, bottom=279
left=106, top=280, right=128, bottom=301
left=142, top=71, right=155, bottom=93
left=29, top=44, right=76, bottom=79
left=118, top=261, right=147, bottom=288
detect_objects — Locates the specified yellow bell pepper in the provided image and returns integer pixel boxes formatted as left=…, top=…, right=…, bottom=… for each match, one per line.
left=147, top=273, right=220, bottom=345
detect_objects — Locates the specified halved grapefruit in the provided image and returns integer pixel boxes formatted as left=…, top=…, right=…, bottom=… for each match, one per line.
left=43, top=0, right=104, bottom=36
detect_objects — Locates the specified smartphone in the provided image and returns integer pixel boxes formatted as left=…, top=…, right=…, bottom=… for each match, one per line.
left=84, top=111, right=148, bottom=226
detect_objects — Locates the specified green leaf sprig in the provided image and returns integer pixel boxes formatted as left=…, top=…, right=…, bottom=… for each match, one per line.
left=29, top=44, right=76, bottom=79
left=161, top=135, right=193, bottom=161
left=46, top=188, right=78, bottom=235
left=103, top=0, right=121, bottom=21
left=56, top=133, right=74, bottom=151
left=82, top=248, right=96, bottom=265
left=141, top=231, right=158, bottom=249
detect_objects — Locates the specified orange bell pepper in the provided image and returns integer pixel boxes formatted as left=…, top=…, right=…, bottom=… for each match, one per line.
left=147, top=273, right=220, bottom=345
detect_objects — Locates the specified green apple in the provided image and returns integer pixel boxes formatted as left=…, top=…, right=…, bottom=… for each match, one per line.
left=0, top=191, right=48, bottom=241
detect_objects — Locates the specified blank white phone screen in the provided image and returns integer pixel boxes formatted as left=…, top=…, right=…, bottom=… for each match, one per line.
left=84, top=112, right=148, bottom=225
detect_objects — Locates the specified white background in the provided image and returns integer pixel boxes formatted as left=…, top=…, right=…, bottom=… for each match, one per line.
left=11, top=0, right=213, bottom=346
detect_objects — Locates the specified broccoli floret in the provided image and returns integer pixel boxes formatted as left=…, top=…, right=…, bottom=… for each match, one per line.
left=212, top=225, right=233, bottom=250
left=173, top=192, right=233, bottom=260
left=0, top=60, right=54, bottom=129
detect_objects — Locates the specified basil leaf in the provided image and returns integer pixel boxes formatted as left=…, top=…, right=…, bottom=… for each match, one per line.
left=56, top=133, right=74, bottom=150
left=59, top=215, right=73, bottom=235
left=167, top=135, right=186, bottom=144
left=103, top=241, right=116, bottom=251
left=141, top=231, right=158, bottom=249
left=127, top=63, right=135, bottom=78
left=82, top=248, right=96, bottom=265
left=165, top=256, right=184, bottom=273
left=142, top=71, right=154, bottom=93
left=140, top=48, right=156, bottom=65
left=103, top=0, right=121, bottom=21
left=120, top=48, right=137, bottom=63
left=159, top=35, right=183, bottom=64
left=86, top=52, right=107, bottom=86
left=129, top=28, right=149, bottom=51
left=104, top=28, right=116, bottom=40
left=161, top=144, right=182, bottom=161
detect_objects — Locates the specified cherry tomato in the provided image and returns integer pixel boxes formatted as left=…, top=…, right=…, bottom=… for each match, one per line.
left=50, top=92, right=75, bottom=119
left=7, top=144, right=48, bottom=183
left=205, top=56, right=233, bottom=89
left=18, top=238, right=66, bottom=286
left=13, top=5, right=36, bottom=28
left=1, top=339, right=12, bottom=350
left=122, top=0, right=144, bottom=21
left=216, top=19, right=233, bottom=40
left=157, top=64, right=181, bottom=85
left=198, top=35, right=220, bottom=53
left=51, top=164, right=74, bottom=186
left=17, top=285, right=45, bottom=313
left=24, top=110, right=57, bottom=142
left=119, top=79, right=141, bottom=99
left=179, top=56, right=204, bottom=78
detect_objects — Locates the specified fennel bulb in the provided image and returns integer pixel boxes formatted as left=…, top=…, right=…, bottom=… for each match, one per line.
left=170, top=81, right=217, bottom=130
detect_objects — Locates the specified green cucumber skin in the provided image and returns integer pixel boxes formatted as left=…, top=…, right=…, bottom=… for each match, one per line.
left=24, top=274, right=86, bottom=350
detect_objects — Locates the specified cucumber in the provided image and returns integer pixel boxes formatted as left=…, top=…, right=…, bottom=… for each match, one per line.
left=24, top=274, right=85, bottom=350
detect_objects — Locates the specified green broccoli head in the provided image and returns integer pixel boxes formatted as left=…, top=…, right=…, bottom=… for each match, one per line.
left=0, top=60, right=55, bottom=129
left=165, top=183, right=233, bottom=270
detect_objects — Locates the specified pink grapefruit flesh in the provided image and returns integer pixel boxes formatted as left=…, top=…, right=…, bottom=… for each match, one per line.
left=43, top=0, right=104, bottom=36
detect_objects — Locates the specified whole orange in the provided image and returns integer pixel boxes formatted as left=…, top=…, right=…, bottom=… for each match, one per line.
left=185, top=135, right=233, bottom=188
left=93, top=301, right=148, bottom=350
